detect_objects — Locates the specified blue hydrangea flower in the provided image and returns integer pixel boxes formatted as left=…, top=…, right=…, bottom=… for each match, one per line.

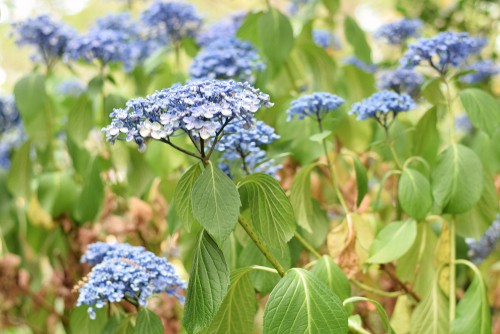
left=466, top=215, right=500, bottom=265
left=455, top=114, right=473, bottom=133
left=76, top=242, right=186, bottom=319
left=349, top=90, right=415, bottom=126
left=374, top=19, right=422, bottom=45
left=141, top=1, right=203, bottom=42
left=343, top=57, right=377, bottom=73
left=377, top=68, right=424, bottom=94
left=288, top=0, right=311, bottom=15
left=189, top=37, right=264, bottom=83
left=216, top=119, right=281, bottom=178
left=0, top=96, right=25, bottom=169
left=460, top=60, right=499, bottom=84
left=103, top=80, right=273, bottom=151
left=196, top=12, right=246, bottom=47
left=313, top=30, right=341, bottom=50
left=400, top=32, right=487, bottom=74
left=287, top=92, right=344, bottom=122
left=11, top=15, right=76, bottom=67
left=56, top=78, right=87, bottom=97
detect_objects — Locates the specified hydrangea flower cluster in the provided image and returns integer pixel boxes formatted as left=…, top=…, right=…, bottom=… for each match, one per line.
left=343, top=57, right=377, bottom=73
left=400, top=32, right=487, bottom=74
left=460, top=60, right=499, bottom=84
left=349, top=90, right=415, bottom=126
left=103, top=80, right=272, bottom=151
left=141, top=1, right=203, bottom=42
left=196, top=12, right=246, bottom=47
left=0, top=96, right=25, bottom=169
left=287, top=92, right=345, bottom=122
left=313, top=30, right=341, bottom=50
left=56, top=78, right=87, bottom=97
left=455, top=114, right=473, bottom=133
left=466, top=215, right=500, bottom=265
left=189, top=37, right=264, bottom=83
left=377, top=68, right=424, bottom=95
left=216, top=120, right=281, bottom=178
left=76, top=242, right=186, bottom=319
left=11, top=15, right=76, bottom=67
left=374, top=19, right=422, bottom=45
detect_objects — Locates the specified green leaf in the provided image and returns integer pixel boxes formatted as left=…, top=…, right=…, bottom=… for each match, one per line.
left=321, top=0, right=340, bottom=14
left=431, top=144, right=483, bottom=214
left=67, top=94, right=93, bottom=145
left=183, top=231, right=230, bottom=334
left=258, top=9, right=294, bottom=68
left=368, top=220, right=417, bottom=264
left=238, top=173, right=296, bottom=248
left=351, top=156, right=368, bottom=207
left=290, top=163, right=318, bottom=233
left=201, top=268, right=257, bottom=334
left=398, top=168, right=432, bottom=220
left=102, top=315, right=134, bottom=334
left=263, top=268, right=348, bottom=334
left=73, top=157, right=105, bottom=223
left=6, top=141, right=32, bottom=199
left=412, top=107, right=439, bottom=165
left=69, top=306, right=106, bottom=334
left=421, top=78, right=445, bottom=106
left=37, top=172, right=79, bottom=217
left=411, top=273, right=449, bottom=334
left=343, top=297, right=396, bottom=334
left=309, top=130, right=332, bottom=143
left=174, top=164, right=202, bottom=232
left=460, top=88, right=500, bottom=137
left=343, top=16, right=371, bottom=63
left=236, top=12, right=263, bottom=47
left=310, top=255, right=351, bottom=301
left=191, top=162, right=241, bottom=244
left=135, top=308, right=163, bottom=334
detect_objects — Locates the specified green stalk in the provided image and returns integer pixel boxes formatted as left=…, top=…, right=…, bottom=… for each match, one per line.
left=449, top=217, right=456, bottom=323
left=293, top=231, right=321, bottom=258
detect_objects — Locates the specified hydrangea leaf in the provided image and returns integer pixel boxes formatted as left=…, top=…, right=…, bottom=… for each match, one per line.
left=398, top=168, right=432, bottom=220
left=368, top=220, right=417, bottom=263
left=6, top=140, right=32, bottom=199
left=135, top=308, right=164, bottom=334
left=459, top=88, right=500, bottom=137
left=290, top=163, right=318, bottom=233
left=310, top=255, right=351, bottom=301
left=258, top=9, right=294, bottom=69
left=70, top=306, right=107, bottom=334
left=343, top=297, right=396, bottom=333
left=174, top=163, right=202, bottom=232
left=343, top=16, right=371, bottom=63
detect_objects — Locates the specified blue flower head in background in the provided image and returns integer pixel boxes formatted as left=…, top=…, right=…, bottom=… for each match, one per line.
left=343, top=57, right=377, bottom=73
left=460, top=60, right=499, bottom=84
left=0, top=96, right=25, bottom=169
left=189, top=37, right=264, bottom=83
left=455, top=114, right=473, bottom=133
left=349, top=90, right=415, bottom=128
left=313, top=29, right=341, bottom=50
left=56, top=78, right=87, bottom=97
left=196, top=11, right=246, bottom=47
left=76, top=242, right=186, bottom=319
left=374, top=19, right=422, bottom=45
left=287, top=92, right=344, bottom=122
left=141, top=1, right=203, bottom=42
left=466, top=215, right=500, bottom=265
left=215, top=119, right=281, bottom=178
left=11, top=15, right=76, bottom=68
left=377, top=68, right=424, bottom=95
left=103, top=80, right=273, bottom=152
left=400, top=32, right=487, bottom=74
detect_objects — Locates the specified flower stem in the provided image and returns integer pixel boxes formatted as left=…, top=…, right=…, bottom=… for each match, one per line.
left=293, top=231, right=321, bottom=258
left=441, top=76, right=456, bottom=144
left=351, top=279, right=404, bottom=298
left=449, top=216, right=456, bottom=323
left=383, top=127, right=403, bottom=170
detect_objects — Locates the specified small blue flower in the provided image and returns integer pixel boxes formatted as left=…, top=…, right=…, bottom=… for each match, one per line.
left=287, top=92, right=344, bottom=122
left=343, top=57, right=377, bottom=73
left=141, top=1, right=203, bottom=42
left=400, top=32, right=487, bottom=74
left=349, top=90, right=415, bottom=126
left=11, top=15, right=76, bottom=67
left=56, top=78, right=87, bottom=97
left=76, top=242, right=186, bottom=319
left=466, top=215, right=500, bottom=265
left=189, top=37, right=264, bottom=83
left=460, top=60, right=499, bottom=84
left=313, top=30, right=341, bottom=50
left=197, top=12, right=246, bottom=47
left=455, top=114, right=473, bottom=133
left=377, top=68, right=424, bottom=94
left=374, top=19, right=422, bottom=45
left=0, top=95, right=25, bottom=170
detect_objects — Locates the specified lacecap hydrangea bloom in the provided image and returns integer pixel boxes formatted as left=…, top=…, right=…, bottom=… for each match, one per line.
left=189, top=37, right=264, bottom=83
left=343, top=57, right=377, bottom=73
left=313, top=30, right=341, bottom=50
left=349, top=90, right=415, bottom=126
left=460, top=60, right=499, bottom=84
left=56, top=78, right=87, bottom=97
left=141, top=1, right=203, bottom=42
left=11, top=15, right=76, bottom=67
left=374, top=19, right=422, bottom=45
left=196, top=12, right=246, bottom=47
left=103, top=80, right=273, bottom=151
left=0, top=95, right=25, bottom=169
left=76, top=242, right=186, bottom=319
left=287, top=92, right=344, bottom=122
left=465, top=215, right=500, bottom=265
left=377, top=68, right=424, bottom=95
left=400, top=32, right=487, bottom=74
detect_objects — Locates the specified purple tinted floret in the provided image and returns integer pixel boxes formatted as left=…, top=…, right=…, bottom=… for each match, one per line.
left=374, top=19, right=422, bottom=45
left=287, top=92, right=344, bottom=122
left=377, top=68, right=424, bottom=94
left=460, top=60, right=499, bottom=84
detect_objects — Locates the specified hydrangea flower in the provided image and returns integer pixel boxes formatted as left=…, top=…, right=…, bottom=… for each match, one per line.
left=76, top=242, right=186, bottom=319
left=400, top=32, right=487, bottom=74
left=466, top=215, right=500, bottom=265
left=0, top=96, right=25, bottom=169
left=287, top=92, right=344, bottom=122
left=343, top=57, right=377, bottom=73
left=349, top=90, right=415, bottom=127
left=460, top=60, right=499, bottom=84
left=377, top=68, right=424, bottom=95
left=455, top=114, right=473, bottom=133
left=11, top=15, right=76, bottom=67
left=216, top=120, right=281, bottom=178
left=196, top=12, right=246, bottom=47
left=189, top=37, right=264, bottom=83
left=141, top=1, right=203, bottom=42
left=56, top=78, right=87, bottom=97
left=288, top=0, right=311, bottom=15
left=374, top=19, right=422, bottom=45
left=103, top=80, right=272, bottom=152
left=313, top=30, right=341, bottom=50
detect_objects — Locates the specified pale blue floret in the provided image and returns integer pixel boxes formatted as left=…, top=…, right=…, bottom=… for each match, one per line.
left=0, top=95, right=25, bottom=169
left=374, top=19, right=422, bottom=45
left=313, top=30, right=341, bottom=50
left=377, top=68, right=424, bottom=94
left=56, top=79, right=87, bottom=97
left=466, top=215, right=500, bottom=265
left=343, top=57, right=377, bottom=73
left=287, top=92, right=345, bottom=122
left=196, top=12, right=246, bottom=47
left=460, top=60, right=499, bottom=84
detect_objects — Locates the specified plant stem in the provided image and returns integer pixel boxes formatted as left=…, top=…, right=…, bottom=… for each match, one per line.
left=238, top=217, right=286, bottom=277
left=174, top=41, right=181, bottom=71
left=441, top=76, right=456, bottom=144
left=293, top=231, right=321, bottom=258
left=348, top=319, right=372, bottom=334
left=383, top=127, right=403, bottom=170
left=449, top=216, right=456, bottom=323
left=351, top=279, right=405, bottom=298
left=284, top=60, right=299, bottom=93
